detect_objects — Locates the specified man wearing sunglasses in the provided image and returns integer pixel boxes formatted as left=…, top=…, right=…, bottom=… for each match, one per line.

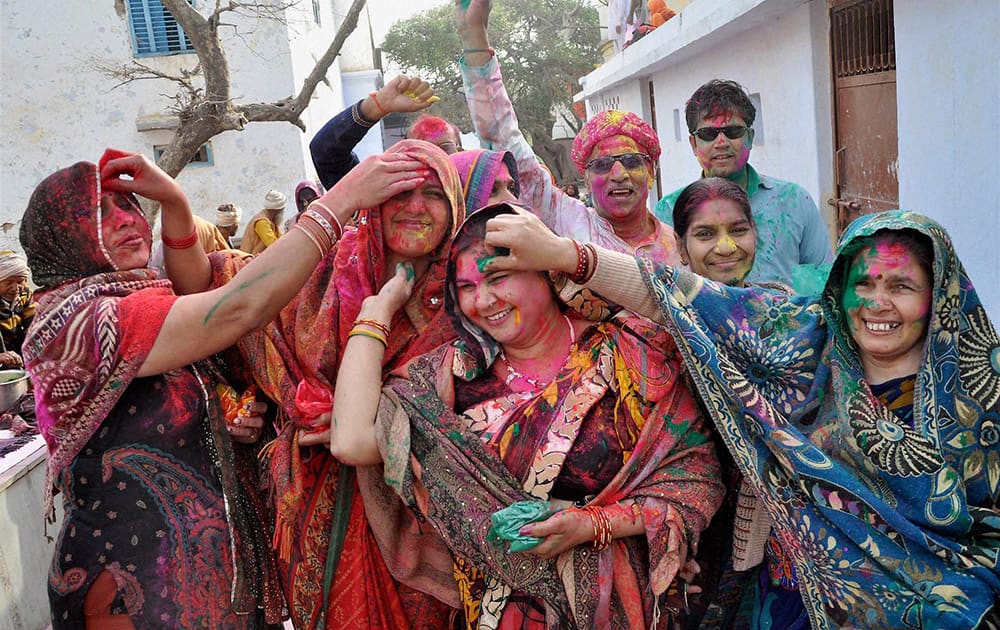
left=455, top=0, right=681, bottom=266
left=654, top=79, right=831, bottom=285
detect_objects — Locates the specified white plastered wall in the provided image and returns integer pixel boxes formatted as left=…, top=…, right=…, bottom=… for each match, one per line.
left=0, top=0, right=350, bottom=249
left=894, top=0, right=1000, bottom=319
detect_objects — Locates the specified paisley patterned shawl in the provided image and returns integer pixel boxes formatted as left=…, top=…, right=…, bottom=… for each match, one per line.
left=18, top=160, right=171, bottom=516
left=356, top=205, right=722, bottom=628
left=638, top=210, right=1000, bottom=629
left=232, top=139, right=464, bottom=532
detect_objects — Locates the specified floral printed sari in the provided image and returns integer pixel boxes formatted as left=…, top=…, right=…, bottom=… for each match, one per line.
left=357, top=206, right=723, bottom=629
left=638, top=210, right=1000, bottom=629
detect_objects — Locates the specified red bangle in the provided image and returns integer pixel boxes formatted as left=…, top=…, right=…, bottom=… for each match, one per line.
left=368, top=91, right=387, bottom=117
left=569, top=239, right=589, bottom=283
left=162, top=227, right=199, bottom=249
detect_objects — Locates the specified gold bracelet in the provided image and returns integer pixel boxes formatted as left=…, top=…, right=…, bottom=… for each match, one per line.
left=353, top=317, right=390, bottom=337
left=348, top=328, right=387, bottom=347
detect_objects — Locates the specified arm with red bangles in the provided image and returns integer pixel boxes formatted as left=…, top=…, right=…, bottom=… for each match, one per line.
left=519, top=501, right=646, bottom=560
left=99, top=148, right=211, bottom=295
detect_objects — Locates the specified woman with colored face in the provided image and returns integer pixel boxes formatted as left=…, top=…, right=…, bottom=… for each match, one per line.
left=449, top=148, right=520, bottom=213
left=673, top=177, right=759, bottom=287
left=479, top=209, right=1000, bottom=629
left=206, top=139, right=465, bottom=630
left=327, top=204, right=723, bottom=629
left=19, top=148, right=353, bottom=628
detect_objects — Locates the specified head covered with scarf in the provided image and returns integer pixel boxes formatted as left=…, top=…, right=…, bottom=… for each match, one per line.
left=639, top=209, right=1000, bottom=628
left=20, top=159, right=153, bottom=290
left=233, top=138, right=466, bottom=566
left=449, top=149, right=520, bottom=214
left=19, top=157, right=169, bottom=517
left=294, top=180, right=321, bottom=213
left=443, top=203, right=537, bottom=374
left=0, top=250, right=30, bottom=284
left=570, top=109, right=661, bottom=174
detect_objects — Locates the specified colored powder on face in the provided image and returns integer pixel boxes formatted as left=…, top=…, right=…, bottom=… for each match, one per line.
left=716, top=234, right=738, bottom=252
left=476, top=254, right=498, bottom=273
left=842, top=252, right=877, bottom=314
left=514, top=308, right=521, bottom=326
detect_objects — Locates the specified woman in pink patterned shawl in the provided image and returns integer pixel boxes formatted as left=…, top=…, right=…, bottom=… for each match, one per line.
left=20, top=148, right=349, bottom=629
left=327, top=204, right=724, bottom=629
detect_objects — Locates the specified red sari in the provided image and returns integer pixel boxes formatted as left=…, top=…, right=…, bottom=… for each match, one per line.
left=226, top=140, right=466, bottom=629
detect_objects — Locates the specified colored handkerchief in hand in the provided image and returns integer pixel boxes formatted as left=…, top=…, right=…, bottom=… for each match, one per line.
left=487, top=500, right=558, bottom=552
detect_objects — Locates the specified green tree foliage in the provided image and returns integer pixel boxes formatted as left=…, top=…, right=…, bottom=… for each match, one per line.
left=381, top=0, right=601, bottom=183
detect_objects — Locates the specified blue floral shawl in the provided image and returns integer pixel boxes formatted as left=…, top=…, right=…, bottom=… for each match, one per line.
left=638, top=210, right=1000, bottom=629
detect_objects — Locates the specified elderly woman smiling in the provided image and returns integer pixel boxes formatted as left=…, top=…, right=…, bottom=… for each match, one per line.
left=482, top=209, right=1000, bottom=629
left=327, top=205, right=723, bottom=628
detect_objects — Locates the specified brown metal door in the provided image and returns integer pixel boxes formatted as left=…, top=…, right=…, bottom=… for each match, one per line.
left=829, top=0, right=898, bottom=235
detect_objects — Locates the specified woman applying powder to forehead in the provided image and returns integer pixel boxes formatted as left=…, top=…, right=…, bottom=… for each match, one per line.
left=482, top=208, right=1000, bottom=629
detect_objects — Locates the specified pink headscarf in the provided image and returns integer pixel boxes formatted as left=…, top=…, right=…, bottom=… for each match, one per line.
left=448, top=149, right=520, bottom=214
left=571, top=109, right=661, bottom=174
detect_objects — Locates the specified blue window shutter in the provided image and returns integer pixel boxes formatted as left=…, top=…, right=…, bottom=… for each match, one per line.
left=127, top=0, right=195, bottom=57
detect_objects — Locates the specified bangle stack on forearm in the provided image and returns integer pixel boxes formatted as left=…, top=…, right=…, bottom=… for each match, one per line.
left=296, top=201, right=344, bottom=257
left=348, top=317, right=391, bottom=348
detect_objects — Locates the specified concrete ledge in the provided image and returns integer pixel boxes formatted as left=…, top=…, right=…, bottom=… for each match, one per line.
left=578, top=0, right=810, bottom=99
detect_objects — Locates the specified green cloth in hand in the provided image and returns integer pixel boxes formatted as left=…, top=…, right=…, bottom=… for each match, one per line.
left=488, top=500, right=558, bottom=552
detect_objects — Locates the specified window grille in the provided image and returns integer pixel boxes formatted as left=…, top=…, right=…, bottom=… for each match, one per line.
left=128, top=0, right=195, bottom=57
left=831, top=0, right=895, bottom=78
left=154, top=143, right=213, bottom=167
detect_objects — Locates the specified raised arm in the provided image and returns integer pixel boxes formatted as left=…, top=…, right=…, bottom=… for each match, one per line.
left=483, top=208, right=663, bottom=320
left=104, top=150, right=430, bottom=378
left=311, top=75, right=439, bottom=189
left=455, top=0, right=592, bottom=237
left=328, top=264, right=415, bottom=466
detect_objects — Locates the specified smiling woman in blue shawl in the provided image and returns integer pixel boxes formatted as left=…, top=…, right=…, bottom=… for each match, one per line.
left=480, top=209, right=1000, bottom=629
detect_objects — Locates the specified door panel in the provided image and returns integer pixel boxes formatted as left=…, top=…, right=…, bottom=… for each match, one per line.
left=829, top=0, right=898, bottom=235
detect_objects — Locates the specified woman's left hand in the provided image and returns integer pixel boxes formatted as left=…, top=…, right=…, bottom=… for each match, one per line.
left=228, top=400, right=267, bottom=444
left=98, top=148, right=187, bottom=208
left=519, top=508, right=594, bottom=559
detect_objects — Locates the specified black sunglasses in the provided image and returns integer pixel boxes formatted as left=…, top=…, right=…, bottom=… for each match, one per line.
left=585, top=152, right=650, bottom=174
left=691, top=125, right=749, bottom=142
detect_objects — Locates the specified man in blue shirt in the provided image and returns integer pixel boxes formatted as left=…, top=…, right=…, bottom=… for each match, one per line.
left=654, top=80, right=832, bottom=285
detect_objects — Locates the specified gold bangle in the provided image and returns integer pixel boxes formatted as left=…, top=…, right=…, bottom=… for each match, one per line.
left=353, top=317, right=390, bottom=337
left=348, top=328, right=387, bottom=347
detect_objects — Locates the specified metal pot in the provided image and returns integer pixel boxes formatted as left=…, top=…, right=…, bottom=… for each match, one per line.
left=0, top=369, right=29, bottom=413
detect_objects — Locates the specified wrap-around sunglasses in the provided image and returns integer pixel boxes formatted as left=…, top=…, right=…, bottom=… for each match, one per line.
left=691, top=125, right=749, bottom=142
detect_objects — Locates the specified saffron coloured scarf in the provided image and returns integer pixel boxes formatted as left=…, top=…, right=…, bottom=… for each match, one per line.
left=229, top=139, right=466, bottom=628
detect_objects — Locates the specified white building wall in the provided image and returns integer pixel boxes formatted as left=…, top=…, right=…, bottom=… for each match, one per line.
left=894, top=0, right=1000, bottom=319
left=1, top=0, right=349, bottom=249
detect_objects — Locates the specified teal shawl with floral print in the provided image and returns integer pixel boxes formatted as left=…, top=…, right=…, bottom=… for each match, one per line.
left=639, top=211, right=1000, bottom=629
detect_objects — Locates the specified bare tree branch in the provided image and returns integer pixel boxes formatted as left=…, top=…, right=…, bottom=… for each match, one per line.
left=97, top=0, right=367, bottom=190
